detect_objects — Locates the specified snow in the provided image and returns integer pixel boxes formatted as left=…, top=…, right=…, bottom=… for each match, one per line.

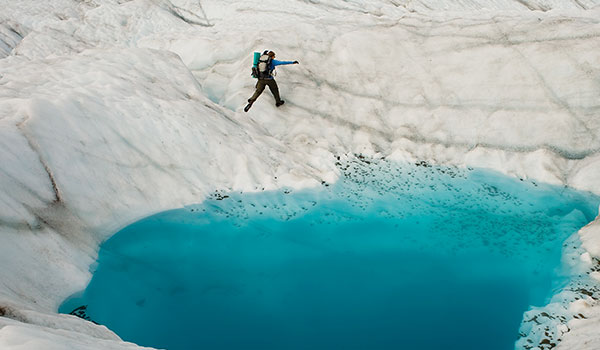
left=1, top=0, right=600, bottom=349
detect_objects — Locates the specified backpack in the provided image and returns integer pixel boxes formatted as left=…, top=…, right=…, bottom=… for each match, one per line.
left=252, top=54, right=272, bottom=79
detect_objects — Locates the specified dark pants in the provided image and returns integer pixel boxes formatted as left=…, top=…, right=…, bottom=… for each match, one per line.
left=248, top=78, right=282, bottom=104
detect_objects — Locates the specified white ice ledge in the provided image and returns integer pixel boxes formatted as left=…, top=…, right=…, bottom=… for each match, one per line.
left=1, top=0, right=600, bottom=349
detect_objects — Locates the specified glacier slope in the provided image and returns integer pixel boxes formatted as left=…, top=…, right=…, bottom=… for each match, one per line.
left=1, top=0, right=600, bottom=349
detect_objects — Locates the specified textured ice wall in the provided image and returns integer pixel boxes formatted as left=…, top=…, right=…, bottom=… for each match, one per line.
left=1, top=0, right=600, bottom=349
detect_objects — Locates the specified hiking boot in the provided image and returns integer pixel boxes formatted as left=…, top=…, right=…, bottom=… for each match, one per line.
left=276, top=100, right=285, bottom=107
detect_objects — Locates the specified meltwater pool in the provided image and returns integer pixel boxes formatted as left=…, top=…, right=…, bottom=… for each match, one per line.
left=60, top=159, right=599, bottom=350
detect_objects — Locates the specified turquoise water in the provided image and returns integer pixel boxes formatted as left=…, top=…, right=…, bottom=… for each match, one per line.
left=60, top=159, right=599, bottom=350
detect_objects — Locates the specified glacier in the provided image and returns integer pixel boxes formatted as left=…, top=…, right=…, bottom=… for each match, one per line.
left=1, top=0, right=600, bottom=349
left=58, top=160, right=600, bottom=350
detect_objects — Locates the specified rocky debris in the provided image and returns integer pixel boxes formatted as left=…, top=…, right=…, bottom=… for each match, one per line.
left=68, top=305, right=98, bottom=324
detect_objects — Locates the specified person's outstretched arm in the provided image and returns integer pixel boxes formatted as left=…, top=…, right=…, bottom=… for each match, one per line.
left=272, top=59, right=299, bottom=66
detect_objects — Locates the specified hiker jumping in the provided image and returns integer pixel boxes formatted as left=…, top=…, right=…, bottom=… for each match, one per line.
left=245, top=50, right=299, bottom=112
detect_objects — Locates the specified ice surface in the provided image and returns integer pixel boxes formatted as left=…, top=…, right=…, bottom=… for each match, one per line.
left=60, top=160, right=599, bottom=350
left=1, top=0, right=600, bottom=349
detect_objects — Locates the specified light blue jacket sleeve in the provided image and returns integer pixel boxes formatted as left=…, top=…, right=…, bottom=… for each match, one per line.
left=271, top=59, right=296, bottom=67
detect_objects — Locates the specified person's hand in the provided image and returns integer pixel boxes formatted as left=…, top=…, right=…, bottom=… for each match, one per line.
left=293, top=61, right=299, bottom=64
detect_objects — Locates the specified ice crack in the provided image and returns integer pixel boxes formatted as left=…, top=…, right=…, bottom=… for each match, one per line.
left=16, top=115, right=62, bottom=203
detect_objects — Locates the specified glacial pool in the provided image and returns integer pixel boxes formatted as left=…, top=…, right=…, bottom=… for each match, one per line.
left=60, top=159, right=600, bottom=350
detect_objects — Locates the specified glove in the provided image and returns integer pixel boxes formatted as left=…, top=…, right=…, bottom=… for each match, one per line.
left=293, top=61, right=299, bottom=64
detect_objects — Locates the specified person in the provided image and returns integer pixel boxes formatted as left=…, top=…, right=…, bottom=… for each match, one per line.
left=245, top=50, right=299, bottom=112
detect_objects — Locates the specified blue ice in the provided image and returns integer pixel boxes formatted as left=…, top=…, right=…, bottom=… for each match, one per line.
left=60, top=159, right=599, bottom=350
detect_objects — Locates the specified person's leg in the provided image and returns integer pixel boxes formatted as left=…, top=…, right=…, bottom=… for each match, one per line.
left=248, top=80, right=267, bottom=103
left=266, top=79, right=283, bottom=105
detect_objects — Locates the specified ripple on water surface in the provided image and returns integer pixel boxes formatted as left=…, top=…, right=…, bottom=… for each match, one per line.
left=60, top=159, right=599, bottom=350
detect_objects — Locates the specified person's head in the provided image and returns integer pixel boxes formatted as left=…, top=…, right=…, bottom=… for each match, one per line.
left=268, top=51, right=276, bottom=58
